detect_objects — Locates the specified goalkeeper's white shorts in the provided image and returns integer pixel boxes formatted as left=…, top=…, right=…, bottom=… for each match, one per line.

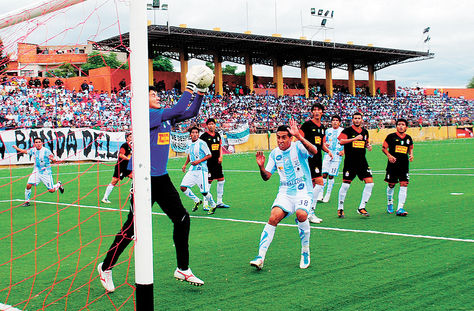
left=180, top=170, right=210, bottom=193
left=271, top=193, right=312, bottom=217
left=27, top=170, right=54, bottom=190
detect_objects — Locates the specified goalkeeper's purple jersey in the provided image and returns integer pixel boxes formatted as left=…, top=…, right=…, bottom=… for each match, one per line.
left=127, top=91, right=203, bottom=176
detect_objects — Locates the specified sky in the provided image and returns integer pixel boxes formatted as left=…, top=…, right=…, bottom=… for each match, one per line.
left=1, top=0, right=473, bottom=88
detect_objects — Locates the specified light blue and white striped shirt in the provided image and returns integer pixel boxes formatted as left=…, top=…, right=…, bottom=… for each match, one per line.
left=28, top=147, right=53, bottom=174
left=186, top=139, right=211, bottom=172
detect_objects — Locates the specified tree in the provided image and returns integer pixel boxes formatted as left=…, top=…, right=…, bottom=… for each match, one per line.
left=152, top=55, right=174, bottom=71
left=46, top=63, right=77, bottom=78
left=81, top=52, right=129, bottom=74
left=468, top=76, right=474, bottom=88
left=205, top=61, right=214, bottom=71
left=223, top=64, right=237, bottom=75
left=0, top=38, right=10, bottom=74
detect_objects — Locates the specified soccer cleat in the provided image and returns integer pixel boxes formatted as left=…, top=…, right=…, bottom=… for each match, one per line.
left=58, top=181, right=65, bottom=194
left=300, top=250, right=310, bottom=269
left=250, top=256, right=264, bottom=270
left=97, top=262, right=115, bottom=292
left=101, top=198, right=112, bottom=204
left=322, top=193, right=330, bottom=203
left=387, top=204, right=394, bottom=214
left=308, top=214, right=323, bottom=224
left=192, top=200, right=202, bottom=212
left=216, top=202, right=230, bottom=208
left=357, top=208, right=370, bottom=217
left=207, top=205, right=217, bottom=215
left=202, top=203, right=210, bottom=211
left=174, top=268, right=204, bottom=286
left=396, top=208, right=408, bottom=216
left=317, top=192, right=323, bottom=202
left=21, top=202, right=30, bottom=207
left=337, top=209, right=344, bottom=218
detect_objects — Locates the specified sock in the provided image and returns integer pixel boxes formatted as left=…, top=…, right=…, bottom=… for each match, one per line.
left=297, top=219, right=310, bottom=251
left=322, top=177, right=327, bottom=192
left=202, top=197, right=208, bottom=206
left=338, top=183, right=350, bottom=210
left=183, top=188, right=199, bottom=203
left=103, top=184, right=115, bottom=200
left=387, top=186, right=395, bottom=206
left=25, top=188, right=31, bottom=201
left=204, top=192, right=216, bottom=207
left=326, top=179, right=335, bottom=197
left=257, top=224, right=276, bottom=260
left=311, top=184, right=324, bottom=210
left=359, top=183, right=374, bottom=210
left=397, top=186, right=407, bottom=210
left=217, top=180, right=225, bottom=204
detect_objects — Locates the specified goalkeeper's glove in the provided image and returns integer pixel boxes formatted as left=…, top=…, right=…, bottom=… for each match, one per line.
left=186, top=66, right=206, bottom=92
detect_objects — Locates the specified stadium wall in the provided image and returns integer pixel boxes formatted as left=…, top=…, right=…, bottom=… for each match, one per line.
left=424, top=88, right=474, bottom=100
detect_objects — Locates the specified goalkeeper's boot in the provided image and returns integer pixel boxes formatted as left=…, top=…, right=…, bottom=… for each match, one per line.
left=97, top=262, right=115, bottom=292
left=396, top=208, right=408, bottom=216
left=300, top=250, right=310, bottom=269
left=58, top=181, right=65, bottom=194
left=192, top=200, right=202, bottom=212
left=387, top=204, right=394, bottom=214
left=250, top=256, right=264, bottom=270
left=216, top=202, right=230, bottom=208
left=174, top=268, right=204, bottom=286
left=357, top=208, right=370, bottom=217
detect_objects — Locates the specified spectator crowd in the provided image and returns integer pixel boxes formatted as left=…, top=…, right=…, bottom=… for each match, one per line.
left=1, top=77, right=472, bottom=134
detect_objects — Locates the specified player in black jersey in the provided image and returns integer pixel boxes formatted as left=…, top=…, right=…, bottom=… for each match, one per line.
left=101, top=132, right=132, bottom=204
left=200, top=118, right=230, bottom=209
left=300, top=103, right=332, bottom=223
left=336, top=112, right=373, bottom=218
left=382, top=118, right=414, bottom=216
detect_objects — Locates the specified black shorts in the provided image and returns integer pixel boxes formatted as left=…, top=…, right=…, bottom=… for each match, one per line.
left=385, top=164, right=409, bottom=183
left=113, top=164, right=132, bottom=180
left=207, top=161, right=224, bottom=181
left=308, top=156, right=322, bottom=179
left=342, top=159, right=372, bottom=181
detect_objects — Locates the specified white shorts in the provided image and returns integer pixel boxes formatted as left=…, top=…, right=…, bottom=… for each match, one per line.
left=27, top=170, right=54, bottom=190
left=322, top=156, right=342, bottom=177
left=272, top=193, right=312, bottom=217
left=180, top=170, right=210, bottom=193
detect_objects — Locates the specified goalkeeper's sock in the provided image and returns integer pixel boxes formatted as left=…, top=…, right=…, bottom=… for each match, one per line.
left=25, top=188, right=31, bottom=201
left=257, top=224, right=276, bottom=260
left=217, top=180, right=225, bottom=204
left=297, top=219, right=310, bottom=250
left=103, top=184, right=115, bottom=200
left=397, top=186, right=408, bottom=211
left=183, top=188, right=199, bottom=203
left=387, top=186, right=394, bottom=206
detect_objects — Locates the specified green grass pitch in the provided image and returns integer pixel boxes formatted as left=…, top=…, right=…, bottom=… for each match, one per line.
left=1, top=139, right=473, bottom=310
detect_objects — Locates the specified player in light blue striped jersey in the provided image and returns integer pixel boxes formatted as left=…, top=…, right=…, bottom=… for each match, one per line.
left=321, top=115, right=344, bottom=203
left=13, top=137, right=64, bottom=207
left=250, top=119, right=318, bottom=270
left=180, top=126, right=217, bottom=215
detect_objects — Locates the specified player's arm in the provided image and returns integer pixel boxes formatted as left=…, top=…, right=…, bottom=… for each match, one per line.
left=289, top=119, right=317, bottom=155
left=118, top=147, right=129, bottom=161
left=322, top=136, right=333, bottom=159
left=174, top=93, right=204, bottom=122
left=408, top=144, right=414, bottom=162
left=382, top=140, right=396, bottom=163
left=218, top=140, right=223, bottom=164
left=182, top=154, right=190, bottom=172
left=256, top=151, right=272, bottom=181
left=338, top=132, right=363, bottom=145
left=191, top=154, right=211, bottom=166
left=12, top=145, right=27, bottom=154
left=366, top=137, right=372, bottom=151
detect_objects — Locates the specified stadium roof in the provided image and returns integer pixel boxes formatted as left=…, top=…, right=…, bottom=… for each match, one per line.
left=97, top=25, right=434, bottom=72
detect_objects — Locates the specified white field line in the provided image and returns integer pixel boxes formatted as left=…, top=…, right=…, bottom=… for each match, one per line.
left=3, top=199, right=473, bottom=244
left=0, top=303, right=23, bottom=311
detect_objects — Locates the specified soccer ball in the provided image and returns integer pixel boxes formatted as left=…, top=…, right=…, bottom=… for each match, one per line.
left=197, top=66, right=214, bottom=89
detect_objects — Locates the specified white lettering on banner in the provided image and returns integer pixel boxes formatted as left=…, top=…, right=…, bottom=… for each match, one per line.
left=0, top=128, right=126, bottom=166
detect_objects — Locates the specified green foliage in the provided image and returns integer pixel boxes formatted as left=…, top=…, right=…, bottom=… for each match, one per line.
left=45, top=63, right=77, bottom=78
left=467, top=76, right=474, bottom=88
left=222, top=64, right=237, bottom=75
left=205, top=61, right=214, bottom=71
left=81, top=52, right=128, bottom=74
left=152, top=55, right=174, bottom=72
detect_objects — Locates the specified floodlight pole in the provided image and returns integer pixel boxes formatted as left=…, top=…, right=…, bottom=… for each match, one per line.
left=130, top=0, right=154, bottom=310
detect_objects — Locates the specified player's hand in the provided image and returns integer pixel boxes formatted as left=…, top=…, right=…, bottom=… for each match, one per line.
left=328, top=151, right=333, bottom=160
left=354, top=134, right=363, bottom=140
left=256, top=151, right=266, bottom=167
left=218, top=156, right=223, bottom=164
left=366, top=143, right=372, bottom=151
left=409, top=154, right=414, bottom=162
left=288, top=119, right=300, bottom=138
left=182, top=165, right=187, bottom=173
left=338, top=151, right=344, bottom=156
left=388, top=154, right=396, bottom=163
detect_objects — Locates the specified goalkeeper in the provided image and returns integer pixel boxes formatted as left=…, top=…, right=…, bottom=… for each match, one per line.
left=97, top=66, right=212, bottom=292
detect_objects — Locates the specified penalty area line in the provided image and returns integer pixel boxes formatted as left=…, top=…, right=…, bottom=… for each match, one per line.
left=5, top=199, right=474, bottom=244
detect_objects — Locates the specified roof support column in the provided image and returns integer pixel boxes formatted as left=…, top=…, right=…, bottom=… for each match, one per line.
left=244, top=54, right=254, bottom=93
left=179, top=51, right=188, bottom=93
left=368, top=63, right=376, bottom=97
left=273, top=57, right=283, bottom=97
left=300, top=59, right=309, bottom=98
left=325, top=61, right=333, bottom=97
left=348, top=63, right=355, bottom=96
left=148, top=59, right=154, bottom=86
left=213, top=53, right=223, bottom=96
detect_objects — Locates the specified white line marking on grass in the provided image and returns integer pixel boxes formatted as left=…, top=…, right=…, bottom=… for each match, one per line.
left=450, top=193, right=464, bottom=195
left=0, top=303, right=23, bottom=311
left=4, top=199, right=473, bottom=243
